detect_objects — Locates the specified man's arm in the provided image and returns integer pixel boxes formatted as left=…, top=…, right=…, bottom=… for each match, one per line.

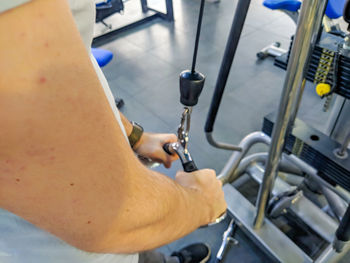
left=119, top=112, right=133, bottom=136
left=119, top=111, right=179, bottom=168
left=0, top=0, right=226, bottom=254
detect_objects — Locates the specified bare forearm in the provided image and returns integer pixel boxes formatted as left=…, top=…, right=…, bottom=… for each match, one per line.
left=0, top=0, right=211, bottom=254
left=119, top=112, right=133, bottom=137
left=92, top=166, right=208, bottom=253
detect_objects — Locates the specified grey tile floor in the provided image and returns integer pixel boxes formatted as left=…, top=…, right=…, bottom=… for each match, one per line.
left=99, top=0, right=345, bottom=262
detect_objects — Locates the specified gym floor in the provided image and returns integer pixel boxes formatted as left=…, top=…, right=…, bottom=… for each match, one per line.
left=99, top=0, right=345, bottom=262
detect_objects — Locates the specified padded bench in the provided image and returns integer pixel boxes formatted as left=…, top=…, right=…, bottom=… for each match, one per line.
left=263, top=0, right=345, bottom=19
left=91, top=48, right=114, bottom=67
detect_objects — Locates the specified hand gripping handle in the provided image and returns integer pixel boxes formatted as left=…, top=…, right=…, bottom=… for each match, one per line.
left=163, top=143, right=198, bottom=172
left=163, top=143, right=226, bottom=226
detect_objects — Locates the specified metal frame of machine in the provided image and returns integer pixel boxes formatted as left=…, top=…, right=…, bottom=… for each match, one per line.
left=203, top=0, right=350, bottom=262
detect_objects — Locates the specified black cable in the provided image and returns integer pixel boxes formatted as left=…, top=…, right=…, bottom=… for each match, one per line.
left=191, top=0, right=206, bottom=74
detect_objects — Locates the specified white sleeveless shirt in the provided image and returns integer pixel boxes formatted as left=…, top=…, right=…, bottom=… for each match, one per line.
left=0, top=1, right=138, bottom=262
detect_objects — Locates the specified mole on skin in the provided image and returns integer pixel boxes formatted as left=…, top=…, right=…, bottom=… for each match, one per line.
left=39, top=77, right=47, bottom=84
left=87, top=221, right=91, bottom=224
left=16, top=179, right=20, bottom=182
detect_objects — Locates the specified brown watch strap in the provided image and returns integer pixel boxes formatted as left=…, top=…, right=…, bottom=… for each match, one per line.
left=128, top=121, right=144, bottom=148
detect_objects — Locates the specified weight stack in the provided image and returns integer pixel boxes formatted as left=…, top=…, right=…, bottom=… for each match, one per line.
left=274, top=32, right=350, bottom=99
left=262, top=112, right=350, bottom=192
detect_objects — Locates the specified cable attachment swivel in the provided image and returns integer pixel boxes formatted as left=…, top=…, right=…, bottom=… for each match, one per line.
left=163, top=107, right=197, bottom=172
left=177, top=107, right=192, bottom=152
left=163, top=70, right=204, bottom=173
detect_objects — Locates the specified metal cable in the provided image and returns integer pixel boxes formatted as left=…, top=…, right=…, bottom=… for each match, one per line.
left=191, top=0, right=206, bottom=73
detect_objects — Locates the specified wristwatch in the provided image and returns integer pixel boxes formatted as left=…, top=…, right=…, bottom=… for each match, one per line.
left=128, top=121, right=144, bottom=148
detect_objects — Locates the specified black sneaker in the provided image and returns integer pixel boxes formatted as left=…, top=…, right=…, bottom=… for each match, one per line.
left=171, top=243, right=211, bottom=263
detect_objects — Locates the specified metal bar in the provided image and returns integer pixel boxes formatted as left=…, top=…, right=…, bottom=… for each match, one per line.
left=246, top=164, right=338, bottom=243
left=205, top=0, right=251, bottom=134
left=146, top=8, right=169, bottom=19
left=290, top=195, right=338, bottom=243
left=286, top=154, right=350, bottom=204
left=231, top=173, right=251, bottom=189
left=315, top=243, right=350, bottom=263
left=324, top=95, right=346, bottom=137
left=217, top=132, right=270, bottom=185
left=287, top=79, right=306, bottom=131
left=206, top=133, right=242, bottom=151
left=246, top=164, right=293, bottom=196
left=337, top=130, right=350, bottom=157
left=215, top=219, right=238, bottom=262
left=92, top=13, right=161, bottom=47
left=335, top=204, right=350, bottom=251
left=234, top=152, right=304, bottom=179
left=93, top=0, right=174, bottom=46
left=254, top=0, right=329, bottom=229
left=147, top=0, right=174, bottom=21
left=235, top=150, right=350, bottom=204
left=321, top=186, right=347, bottom=222
left=267, top=45, right=287, bottom=57
left=140, top=0, right=148, bottom=13
left=164, top=0, right=174, bottom=21
left=224, top=184, right=313, bottom=263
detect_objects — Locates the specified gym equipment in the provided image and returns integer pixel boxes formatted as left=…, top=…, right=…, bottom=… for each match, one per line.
left=263, top=0, right=301, bottom=12
left=257, top=0, right=346, bottom=60
left=96, top=0, right=124, bottom=29
left=163, top=0, right=226, bottom=226
left=263, top=0, right=345, bottom=19
left=262, top=114, right=350, bottom=191
left=215, top=219, right=239, bottom=263
left=275, top=30, right=350, bottom=101
left=163, top=0, right=206, bottom=173
left=91, top=48, right=114, bottom=67
left=205, top=0, right=350, bottom=261
left=163, top=107, right=198, bottom=172
left=93, top=0, right=174, bottom=46
left=272, top=0, right=350, bottom=142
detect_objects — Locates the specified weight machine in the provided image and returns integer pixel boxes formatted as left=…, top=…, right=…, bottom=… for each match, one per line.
left=165, top=0, right=350, bottom=262
left=204, top=0, right=350, bottom=262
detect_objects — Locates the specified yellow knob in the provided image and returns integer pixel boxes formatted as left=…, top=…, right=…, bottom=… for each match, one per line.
left=316, top=83, right=331, bottom=97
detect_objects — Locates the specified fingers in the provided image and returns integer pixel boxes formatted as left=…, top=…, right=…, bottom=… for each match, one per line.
left=161, top=134, right=179, bottom=168
left=163, top=134, right=177, bottom=144
left=163, top=151, right=179, bottom=168
left=164, top=155, right=172, bottom=169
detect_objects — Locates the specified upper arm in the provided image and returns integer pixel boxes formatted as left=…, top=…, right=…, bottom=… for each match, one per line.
left=0, top=0, right=141, bottom=250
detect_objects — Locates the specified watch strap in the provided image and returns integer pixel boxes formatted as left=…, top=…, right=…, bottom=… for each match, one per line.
left=128, top=121, right=144, bottom=148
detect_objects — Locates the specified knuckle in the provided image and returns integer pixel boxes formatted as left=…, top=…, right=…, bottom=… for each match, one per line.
left=218, top=180, right=223, bottom=187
